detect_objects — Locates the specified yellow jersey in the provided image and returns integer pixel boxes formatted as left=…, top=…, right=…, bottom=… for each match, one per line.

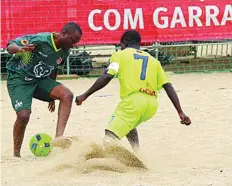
left=107, top=48, right=169, bottom=98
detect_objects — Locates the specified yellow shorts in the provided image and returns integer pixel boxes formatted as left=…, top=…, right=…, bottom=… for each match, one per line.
left=105, top=92, right=158, bottom=139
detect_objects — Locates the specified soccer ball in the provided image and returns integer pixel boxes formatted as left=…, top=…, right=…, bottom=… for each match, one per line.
left=29, top=133, right=53, bottom=157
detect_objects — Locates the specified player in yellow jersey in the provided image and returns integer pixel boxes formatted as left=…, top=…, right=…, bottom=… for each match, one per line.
left=75, top=30, right=191, bottom=152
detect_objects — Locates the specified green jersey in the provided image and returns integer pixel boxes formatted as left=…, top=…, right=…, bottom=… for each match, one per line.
left=6, top=32, right=69, bottom=78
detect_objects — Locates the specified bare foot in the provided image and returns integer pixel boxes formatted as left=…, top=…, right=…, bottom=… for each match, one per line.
left=51, top=136, right=72, bottom=149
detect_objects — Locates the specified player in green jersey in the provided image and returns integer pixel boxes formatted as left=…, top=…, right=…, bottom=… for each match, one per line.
left=75, top=30, right=191, bottom=153
left=6, top=22, right=82, bottom=157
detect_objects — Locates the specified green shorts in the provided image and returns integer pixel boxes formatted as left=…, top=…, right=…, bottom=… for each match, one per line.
left=106, top=92, right=158, bottom=139
left=7, top=72, right=61, bottom=112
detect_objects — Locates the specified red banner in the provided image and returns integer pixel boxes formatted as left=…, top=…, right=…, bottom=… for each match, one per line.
left=1, top=0, right=232, bottom=47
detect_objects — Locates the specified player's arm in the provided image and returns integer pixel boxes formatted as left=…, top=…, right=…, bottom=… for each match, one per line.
left=7, top=43, right=35, bottom=54
left=163, top=83, right=183, bottom=114
left=156, top=62, right=191, bottom=125
left=84, top=73, right=113, bottom=97
left=7, top=34, right=40, bottom=54
left=163, top=83, right=191, bottom=125
left=75, top=53, right=119, bottom=105
left=75, top=68, right=114, bottom=105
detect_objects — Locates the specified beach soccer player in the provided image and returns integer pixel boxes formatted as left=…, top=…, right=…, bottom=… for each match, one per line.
left=6, top=22, right=82, bottom=157
left=75, top=30, right=191, bottom=153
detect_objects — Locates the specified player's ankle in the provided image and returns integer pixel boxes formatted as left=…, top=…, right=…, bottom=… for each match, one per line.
left=132, top=145, right=140, bottom=152
left=13, top=152, right=21, bottom=158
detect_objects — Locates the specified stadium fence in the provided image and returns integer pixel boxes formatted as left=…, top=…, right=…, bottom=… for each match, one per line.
left=1, top=40, right=232, bottom=80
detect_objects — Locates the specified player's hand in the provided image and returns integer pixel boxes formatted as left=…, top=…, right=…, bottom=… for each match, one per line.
left=48, top=100, right=55, bottom=112
left=178, top=112, right=191, bottom=125
left=18, top=44, right=35, bottom=52
left=75, top=94, right=87, bottom=106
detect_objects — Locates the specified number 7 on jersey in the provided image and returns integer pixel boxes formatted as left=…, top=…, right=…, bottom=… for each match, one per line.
left=134, top=54, right=149, bottom=80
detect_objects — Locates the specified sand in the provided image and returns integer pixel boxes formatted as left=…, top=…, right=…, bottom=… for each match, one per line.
left=1, top=72, right=232, bottom=186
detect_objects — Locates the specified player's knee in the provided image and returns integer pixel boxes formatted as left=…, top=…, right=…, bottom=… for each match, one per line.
left=16, top=110, right=31, bottom=125
left=51, top=85, right=73, bottom=102
left=61, top=89, right=73, bottom=103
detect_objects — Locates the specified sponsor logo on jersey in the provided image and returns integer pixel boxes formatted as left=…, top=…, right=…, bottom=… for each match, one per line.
left=56, top=57, right=62, bottom=64
left=21, top=39, right=29, bottom=45
left=33, top=61, right=54, bottom=78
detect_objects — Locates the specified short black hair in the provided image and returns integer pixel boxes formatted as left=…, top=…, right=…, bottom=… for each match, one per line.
left=120, top=30, right=141, bottom=46
left=62, top=22, right=82, bottom=35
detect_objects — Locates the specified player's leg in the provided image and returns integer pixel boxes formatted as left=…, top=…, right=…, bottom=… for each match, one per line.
left=13, top=110, right=31, bottom=157
left=105, top=113, right=132, bottom=141
left=105, top=92, right=158, bottom=151
left=104, top=94, right=144, bottom=150
left=128, top=93, right=158, bottom=150
left=35, top=78, right=73, bottom=138
left=103, top=103, right=148, bottom=168
left=105, top=127, right=140, bottom=151
left=105, top=123, right=140, bottom=150
left=126, top=128, right=139, bottom=151
left=7, top=73, right=36, bottom=157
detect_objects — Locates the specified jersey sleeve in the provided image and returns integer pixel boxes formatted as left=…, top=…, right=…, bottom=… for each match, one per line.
left=7, top=34, right=42, bottom=47
left=105, top=52, right=120, bottom=76
left=157, top=61, right=169, bottom=90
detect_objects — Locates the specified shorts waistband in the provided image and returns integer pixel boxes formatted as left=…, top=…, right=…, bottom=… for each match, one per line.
left=139, top=88, right=156, bottom=96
